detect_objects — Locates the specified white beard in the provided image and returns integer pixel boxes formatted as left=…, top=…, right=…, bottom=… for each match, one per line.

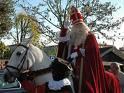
left=69, top=23, right=89, bottom=47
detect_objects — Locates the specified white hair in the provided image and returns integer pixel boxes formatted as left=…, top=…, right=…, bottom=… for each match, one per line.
left=70, top=22, right=90, bottom=46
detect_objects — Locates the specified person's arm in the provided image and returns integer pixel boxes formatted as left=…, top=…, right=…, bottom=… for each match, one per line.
left=57, top=25, right=69, bottom=59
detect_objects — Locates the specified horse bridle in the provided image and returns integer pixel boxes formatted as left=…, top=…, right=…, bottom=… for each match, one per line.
left=5, top=44, right=52, bottom=79
left=5, top=44, right=29, bottom=76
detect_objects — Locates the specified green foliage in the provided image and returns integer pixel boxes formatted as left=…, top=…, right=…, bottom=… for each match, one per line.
left=0, top=0, right=15, bottom=36
left=9, top=13, right=41, bottom=45
left=43, top=46, right=57, bottom=56
left=20, top=0, right=73, bottom=45
left=77, top=0, right=124, bottom=39
left=0, top=41, right=11, bottom=59
left=28, top=17, right=41, bottom=46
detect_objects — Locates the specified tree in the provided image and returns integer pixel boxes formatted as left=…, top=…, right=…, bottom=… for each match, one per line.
left=18, top=0, right=124, bottom=45
left=43, top=45, right=57, bottom=56
left=9, top=13, right=41, bottom=45
left=0, top=0, right=15, bottom=37
left=18, top=0, right=72, bottom=45
left=0, top=41, right=10, bottom=59
left=77, top=0, right=124, bottom=40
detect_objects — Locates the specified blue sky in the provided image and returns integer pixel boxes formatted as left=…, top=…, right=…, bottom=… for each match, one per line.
left=2, top=0, right=124, bottom=48
left=101, top=0, right=124, bottom=17
left=98, top=0, right=124, bottom=48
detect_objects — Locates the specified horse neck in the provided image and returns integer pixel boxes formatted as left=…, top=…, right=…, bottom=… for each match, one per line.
left=29, top=45, right=53, bottom=85
left=29, top=45, right=51, bottom=71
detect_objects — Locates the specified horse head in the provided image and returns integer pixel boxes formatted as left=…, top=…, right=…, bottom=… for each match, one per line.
left=4, top=43, right=53, bottom=85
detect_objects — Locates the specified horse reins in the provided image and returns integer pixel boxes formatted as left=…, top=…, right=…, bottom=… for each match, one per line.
left=5, top=44, right=29, bottom=76
left=27, top=67, right=52, bottom=79
left=5, top=44, right=52, bottom=79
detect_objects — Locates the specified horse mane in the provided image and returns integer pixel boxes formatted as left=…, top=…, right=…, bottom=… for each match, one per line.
left=26, top=44, right=53, bottom=85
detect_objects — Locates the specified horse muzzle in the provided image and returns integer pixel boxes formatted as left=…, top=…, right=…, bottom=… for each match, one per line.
left=4, top=72, right=16, bottom=83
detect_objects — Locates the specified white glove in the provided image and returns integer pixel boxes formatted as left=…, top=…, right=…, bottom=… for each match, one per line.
left=79, top=48, right=85, bottom=56
left=70, top=52, right=78, bottom=59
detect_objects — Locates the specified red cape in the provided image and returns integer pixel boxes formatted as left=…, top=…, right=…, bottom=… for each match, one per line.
left=105, top=71, right=122, bottom=93
left=80, top=33, right=107, bottom=93
left=57, top=33, right=119, bottom=93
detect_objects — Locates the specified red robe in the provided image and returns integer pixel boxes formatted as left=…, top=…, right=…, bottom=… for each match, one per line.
left=20, top=80, right=35, bottom=93
left=21, top=80, right=72, bottom=93
left=20, top=80, right=46, bottom=93
left=105, top=71, right=122, bottom=93
left=57, top=33, right=109, bottom=93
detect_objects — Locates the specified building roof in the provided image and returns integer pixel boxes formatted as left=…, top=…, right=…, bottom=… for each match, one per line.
left=100, top=46, right=124, bottom=64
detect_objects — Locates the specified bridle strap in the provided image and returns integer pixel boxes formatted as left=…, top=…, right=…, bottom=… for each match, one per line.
left=16, top=44, right=29, bottom=71
left=5, top=44, right=29, bottom=74
left=6, top=65, right=20, bottom=72
left=17, top=44, right=29, bottom=50
left=17, top=49, right=29, bottom=71
left=5, top=44, right=52, bottom=79
left=5, top=65, right=20, bottom=77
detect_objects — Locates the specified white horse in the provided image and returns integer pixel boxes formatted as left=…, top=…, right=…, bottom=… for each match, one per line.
left=3, top=43, right=74, bottom=93
left=4, top=43, right=53, bottom=86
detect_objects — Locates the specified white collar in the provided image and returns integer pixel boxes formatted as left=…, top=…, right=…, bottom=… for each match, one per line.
left=48, top=78, right=71, bottom=90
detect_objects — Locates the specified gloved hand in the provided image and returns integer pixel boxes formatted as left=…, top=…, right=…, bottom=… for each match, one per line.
left=70, top=52, right=78, bottom=59
left=67, top=52, right=78, bottom=64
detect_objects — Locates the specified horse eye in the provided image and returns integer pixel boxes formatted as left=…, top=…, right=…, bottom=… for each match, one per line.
left=16, top=51, right=21, bottom=56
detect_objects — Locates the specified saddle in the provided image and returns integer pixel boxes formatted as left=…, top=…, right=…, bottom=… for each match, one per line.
left=50, top=57, right=73, bottom=80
